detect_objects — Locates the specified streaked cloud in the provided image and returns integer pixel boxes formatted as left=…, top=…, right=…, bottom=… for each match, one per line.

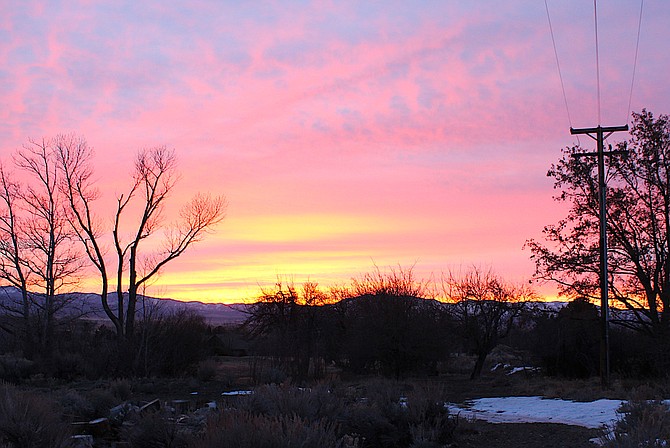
left=1, top=0, right=668, bottom=302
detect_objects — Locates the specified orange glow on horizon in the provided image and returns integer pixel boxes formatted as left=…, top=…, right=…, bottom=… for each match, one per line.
left=3, top=2, right=667, bottom=307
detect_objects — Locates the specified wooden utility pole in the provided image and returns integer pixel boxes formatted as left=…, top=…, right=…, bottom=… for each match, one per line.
left=570, top=124, right=628, bottom=389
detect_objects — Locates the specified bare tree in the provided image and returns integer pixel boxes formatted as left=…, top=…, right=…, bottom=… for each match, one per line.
left=0, top=139, right=84, bottom=356
left=56, top=135, right=114, bottom=333
left=57, top=140, right=226, bottom=344
left=443, top=267, right=534, bottom=379
left=114, top=147, right=226, bottom=339
left=0, top=163, right=33, bottom=352
left=350, top=264, right=433, bottom=298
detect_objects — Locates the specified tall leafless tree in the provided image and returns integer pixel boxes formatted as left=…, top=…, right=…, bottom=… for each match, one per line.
left=0, top=163, right=33, bottom=352
left=114, top=147, right=226, bottom=339
left=57, top=139, right=226, bottom=343
left=0, top=139, right=83, bottom=356
left=56, top=135, right=117, bottom=336
left=243, top=279, right=329, bottom=380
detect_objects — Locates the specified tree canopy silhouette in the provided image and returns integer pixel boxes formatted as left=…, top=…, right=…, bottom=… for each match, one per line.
left=527, top=110, right=670, bottom=335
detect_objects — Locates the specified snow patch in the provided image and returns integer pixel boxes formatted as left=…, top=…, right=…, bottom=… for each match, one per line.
left=490, top=363, right=540, bottom=375
left=221, top=390, right=253, bottom=396
left=448, top=396, right=624, bottom=429
left=506, top=366, right=540, bottom=375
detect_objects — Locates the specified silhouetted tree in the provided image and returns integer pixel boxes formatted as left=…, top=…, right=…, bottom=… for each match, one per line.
left=350, top=265, right=431, bottom=299
left=245, top=268, right=449, bottom=380
left=57, top=138, right=226, bottom=345
left=533, top=298, right=599, bottom=377
left=0, top=164, right=32, bottom=353
left=339, top=266, right=447, bottom=378
left=244, top=280, right=329, bottom=380
left=526, top=110, right=670, bottom=336
left=443, top=267, right=533, bottom=379
left=0, top=139, right=84, bottom=357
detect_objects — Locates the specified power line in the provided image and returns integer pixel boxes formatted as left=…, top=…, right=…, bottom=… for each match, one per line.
left=544, top=0, right=580, bottom=146
left=594, top=0, right=601, bottom=125
left=626, top=0, right=645, bottom=125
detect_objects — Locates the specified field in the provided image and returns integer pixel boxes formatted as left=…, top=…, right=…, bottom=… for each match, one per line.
left=3, top=351, right=668, bottom=447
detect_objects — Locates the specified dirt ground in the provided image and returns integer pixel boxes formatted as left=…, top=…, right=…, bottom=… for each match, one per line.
left=454, top=421, right=600, bottom=448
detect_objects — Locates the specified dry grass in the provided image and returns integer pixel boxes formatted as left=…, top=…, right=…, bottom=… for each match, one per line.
left=513, top=375, right=670, bottom=402
left=441, top=369, right=670, bottom=403
left=122, top=412, right=190, bottom=448
left=206, top=379, right=457, bottom=448
left=599, top=400, right=670, bottom=447
left=0, top=384, right=71, bottom=447
left=195, top=411, right=344, bottom=448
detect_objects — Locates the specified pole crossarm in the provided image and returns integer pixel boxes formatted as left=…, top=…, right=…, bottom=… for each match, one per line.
left=570, top=125, right=629, bottom=135
left=572, top=150, right=628, bottom=158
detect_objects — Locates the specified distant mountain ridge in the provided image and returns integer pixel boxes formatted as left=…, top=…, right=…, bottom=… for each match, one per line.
left=2, top=285, right=601, bottom=327
left=0, top=286, right=249, bottom=326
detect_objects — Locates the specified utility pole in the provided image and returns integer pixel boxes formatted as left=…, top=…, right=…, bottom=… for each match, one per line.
left=570, top=124, right=628, bottom=390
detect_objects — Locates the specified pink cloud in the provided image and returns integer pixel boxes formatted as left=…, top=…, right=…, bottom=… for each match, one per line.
left=1, top=1, right=668, bottom=302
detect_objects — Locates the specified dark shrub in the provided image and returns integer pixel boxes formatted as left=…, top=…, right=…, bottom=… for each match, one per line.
left=0, top=384, right=71, bottom=447
left=87, top=388, right=119, bottom=417
left=405, top=385, right=455, bottom=447
left=122, top=412, right=189, bottom=448
left=343, top=403, right=410, bottom=448
left=534, top=298, right=599, bottom=378
left=236, top=384, right=342, bottom=422
left=136, top=309, right=208, bottom=376
left=59, top=389, right=96, bottom=420
left=600, top=400, right=670, bottom=447
left=109, top=378, right=133, bottom=401
left=0, top=355, right=34, bottom=382
left=195, top=410, right=342, bottom=448
left=340, top=379, right=455, bottom=448
left=211, top=381, right=456, bottom=448
left=48, top=351, right=87, bottom=380
left=338, top=295, right=448, bottom=378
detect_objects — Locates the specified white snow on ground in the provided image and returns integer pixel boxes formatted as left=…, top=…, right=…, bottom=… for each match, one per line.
left=448, top=396, right=624, bottom=429
left=506, top=366, right=540, bottom=375
left=221, top=390, right=253, bottom=396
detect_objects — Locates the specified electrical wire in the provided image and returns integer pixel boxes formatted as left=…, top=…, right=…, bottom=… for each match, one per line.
left=594, top=0, right=601, bottom=126
left=626, top=0, right=644, bottom=125
left=544, top=0, right=580, bottom=146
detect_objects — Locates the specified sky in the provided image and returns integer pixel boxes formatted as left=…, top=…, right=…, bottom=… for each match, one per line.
left=1, top=1, right=669, bottom=303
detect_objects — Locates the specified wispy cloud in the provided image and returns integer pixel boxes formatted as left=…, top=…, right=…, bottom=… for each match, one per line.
left=1, top=0, right=668, bottom=301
